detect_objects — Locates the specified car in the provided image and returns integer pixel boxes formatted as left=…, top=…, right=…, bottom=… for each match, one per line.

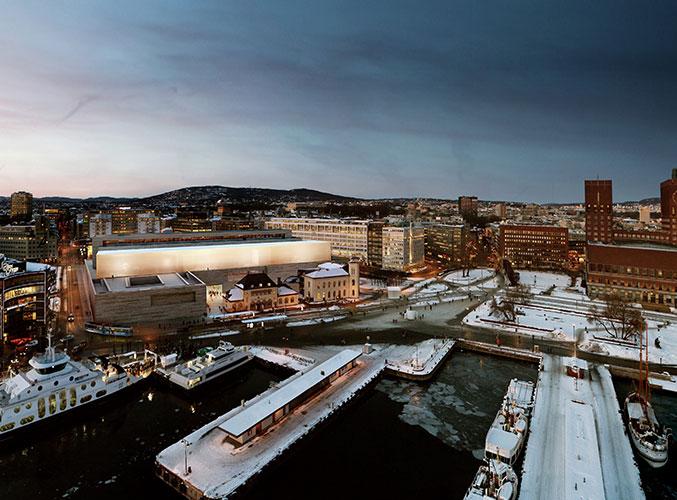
left=60, top=335, right=74, bottom=343
left=67, top=314, right=75, bottom=322
left=25, top=339, right=39, bottom=348
left=71, top=345, right=84, bottom=356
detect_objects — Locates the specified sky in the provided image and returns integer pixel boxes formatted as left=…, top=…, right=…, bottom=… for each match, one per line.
left=1, top=1, right=676, bottom=203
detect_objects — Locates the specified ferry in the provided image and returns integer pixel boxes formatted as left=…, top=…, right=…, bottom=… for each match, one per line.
left=0, top=335, right=153, bottom=437
left=464, top=459, right=518, bottom=500
left=85, top=322, right=134, bottom=337
left=485, top=379, right=534, bottom=465
left=156, top=341, right=253, bottom=390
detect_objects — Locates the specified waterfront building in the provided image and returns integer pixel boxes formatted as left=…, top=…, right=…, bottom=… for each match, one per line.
left=10, top=191, right=33, bottom=223
left=302, top=260, right=359, bottom=303
left=224, top=272, right=298, bottom=312
left=584, top=171, right=677, bottom=308
left=0, top=255, right=50, bottom=346
left=84, top=230, right=329, bottom=324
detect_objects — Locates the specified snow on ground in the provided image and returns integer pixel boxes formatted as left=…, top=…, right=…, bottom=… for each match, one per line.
left=335, top=295, right=480, bottom=332
left=466, top=284, right=677, bottom=365
left=515, top=271, right=573, bottom=293
left=286, top=315, right=347, bottom=328
left=520, top=355, right=644, bottom=500
left=444, top=268, right=492, bottom=285
left=247, top=345, right=318, bottom=371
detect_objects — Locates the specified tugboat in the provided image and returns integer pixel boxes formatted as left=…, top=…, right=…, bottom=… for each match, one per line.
left=624, top=324, right=670, bottom=468
left=0, top=334, right=153, bottom=437
left=156, top=341, right=253, bottom=390
left=464, top=459, right=518, bottom=500
left=485, top=379, right=534, bottom=465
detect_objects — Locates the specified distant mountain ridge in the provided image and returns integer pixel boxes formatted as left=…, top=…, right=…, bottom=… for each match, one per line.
left=11, top=186, right=357, bottom=205
left=137, top=186, right=357, bottom=204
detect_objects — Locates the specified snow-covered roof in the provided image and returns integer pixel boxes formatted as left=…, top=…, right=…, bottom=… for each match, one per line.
left=486, top=428, right=519, bottom=457
left=218, top=350, right=361, bottom=437
left=277, top=286, right=298, bottom=296
left=318, top=262, right=344, bottom=270
left=226, top=287, right=243, bottom=302
left=305, top=267, right=349, bottom=279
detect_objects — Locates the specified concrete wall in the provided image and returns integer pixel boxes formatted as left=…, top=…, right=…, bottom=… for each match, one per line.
left=94, top=284, right=206, bottom=325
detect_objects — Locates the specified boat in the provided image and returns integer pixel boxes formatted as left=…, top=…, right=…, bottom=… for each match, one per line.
left=623, top=324, right=670, bottom=468
left=85, top=322, right=133, bottom=337
left=0, top=335, right=153, bottom=437
left=485, top=379, right=534, bottom=465
left=464, top=459, right=518, bottom=500
left=156, top=341, right=253, bottom=390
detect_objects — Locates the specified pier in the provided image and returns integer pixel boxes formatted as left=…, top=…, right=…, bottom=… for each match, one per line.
left=520, top=354, right=644, bottom=500
left=155, top=339, right=456, bottom=498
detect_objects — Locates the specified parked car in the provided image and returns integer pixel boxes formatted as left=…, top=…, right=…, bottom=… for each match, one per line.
left=60, top=335, right=74, bottom=343
left=25, top=339, right=39, bottom=348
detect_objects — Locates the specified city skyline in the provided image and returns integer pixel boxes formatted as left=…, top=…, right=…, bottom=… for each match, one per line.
left=2, top=1, right=676, bottom=202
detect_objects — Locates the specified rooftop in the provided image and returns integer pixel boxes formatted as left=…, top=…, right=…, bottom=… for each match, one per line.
left=218, top=350, right=361, bottom=437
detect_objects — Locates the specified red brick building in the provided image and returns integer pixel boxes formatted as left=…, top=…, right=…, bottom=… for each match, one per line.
left=586, top=243, right=677, bottom=307
left=585, top=170, right=677, bottom=308
left=499, top=224, right=569, bottom=270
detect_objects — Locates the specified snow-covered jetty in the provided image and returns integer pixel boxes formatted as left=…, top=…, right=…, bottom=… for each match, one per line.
left=155, top=340, right=458, bottom=499
left=520, top=354, right=645, bottom=500
left=384, top=338, right=454, bottom=380
left=156, top=348, right=386, bottom=499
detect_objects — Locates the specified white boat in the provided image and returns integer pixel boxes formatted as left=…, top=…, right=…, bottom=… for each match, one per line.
left=157, top=341, right=253, bottom=390
left=464, top=459, right=518, bottom=500
left=485, top=379, right=534, bottom=465
left=623, top=325, right=670, bottom=468
left=0, top=336, right=153, bottom=437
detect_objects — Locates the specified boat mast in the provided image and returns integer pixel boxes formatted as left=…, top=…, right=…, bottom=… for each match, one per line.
left=644, top=322, right=650, bottom=414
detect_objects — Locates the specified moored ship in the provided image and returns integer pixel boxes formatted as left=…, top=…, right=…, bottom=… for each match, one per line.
left=624, top=325, right=670, bottom=468
left=464, top=459, right=518, bottom=500
left=484, top=379, right=534, bottom=465
left=0, top=335, right=153, bottom=437
left=156, top=341, right=253, bottom=390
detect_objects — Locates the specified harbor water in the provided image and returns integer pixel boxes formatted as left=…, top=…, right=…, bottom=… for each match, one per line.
left=1, top=349, right=673, bottom=499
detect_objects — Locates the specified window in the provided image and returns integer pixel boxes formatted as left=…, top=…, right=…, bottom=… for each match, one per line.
left=70, top=388, right=77, bottom=407
left=80, top=395, right=92, bottom=404
left=20, top=416, right=35, bottom=425
left=49, top=394, right=56, bottom=415
left=96, top=390, right=107, bottom=398
left=38, top=398, right=45, bottom=418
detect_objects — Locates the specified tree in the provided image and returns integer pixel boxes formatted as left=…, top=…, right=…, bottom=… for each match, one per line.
left=586, top=293, right=644, bottom=341
left=489, top=284, right=533, bottom=322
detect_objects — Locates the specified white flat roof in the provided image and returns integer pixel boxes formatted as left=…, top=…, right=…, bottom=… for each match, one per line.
left=564, top=400, right=605, bottom=500
left=95, top=239, right=331, bottom=279
left=219, top=350, right=361, bottom=437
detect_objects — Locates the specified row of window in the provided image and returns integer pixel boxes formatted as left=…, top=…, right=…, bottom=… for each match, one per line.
left=589, top=264, right=676, bottom=279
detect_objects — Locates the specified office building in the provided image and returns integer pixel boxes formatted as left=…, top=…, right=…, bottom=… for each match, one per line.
left=265, top=218, right=369, bottom=260
left=499, top=224, right=569, bottom=270
left=424, top=223, right=467, bottom=265
left=382, top=225, right=425, bottom=272
left=0, top=216, right=58, bottom=262
left=10, top=191, right=33, bottom=223
left=458, top=196, right=478, bottom=216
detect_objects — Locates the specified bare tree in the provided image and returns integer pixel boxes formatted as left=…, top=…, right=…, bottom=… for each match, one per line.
left=586, top=293, right=644, bottom=341
left=489, top=284, right=533, bottom=322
